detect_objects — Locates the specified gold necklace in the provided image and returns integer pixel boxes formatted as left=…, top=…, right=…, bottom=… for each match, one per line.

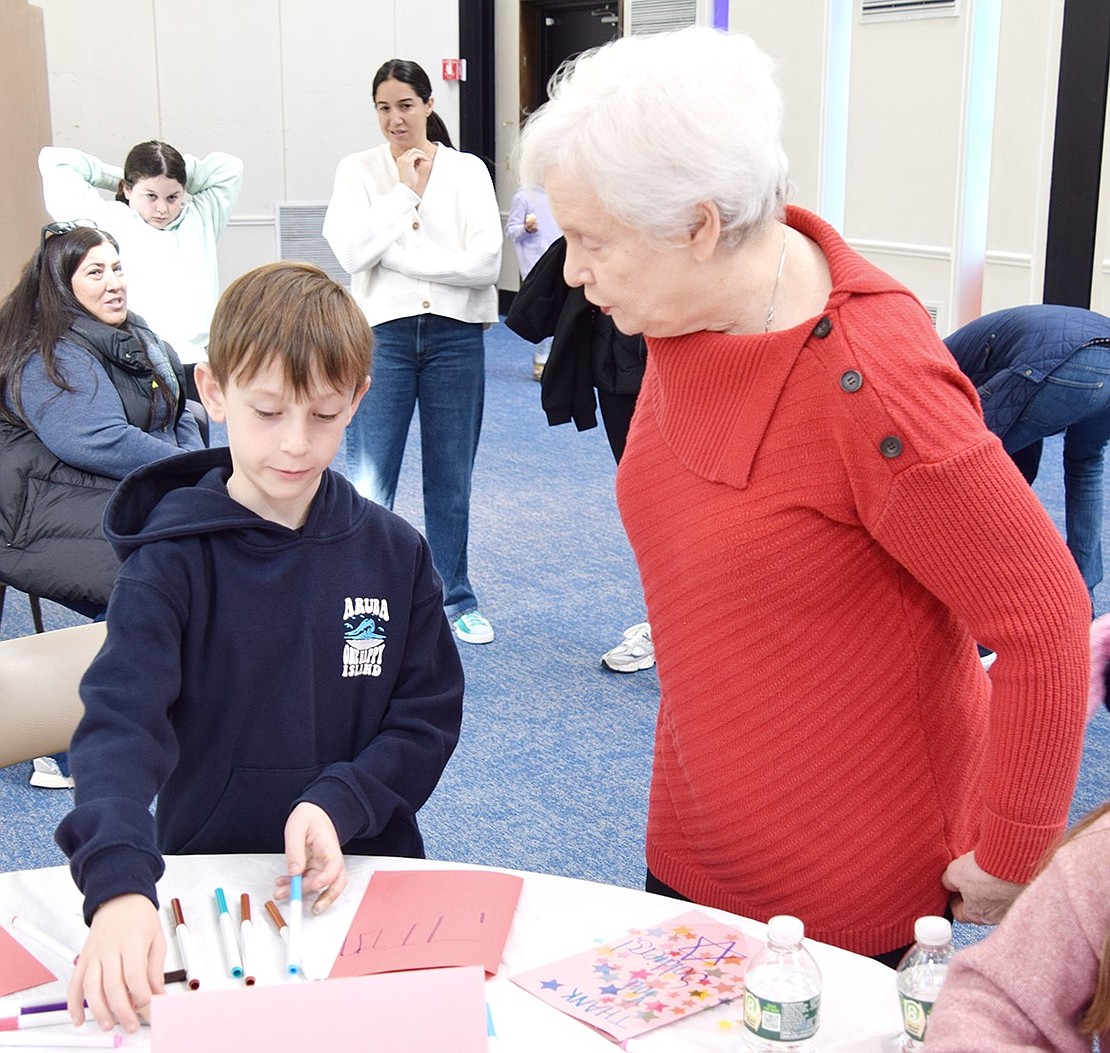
left=764, top=227, right=787, bottom=333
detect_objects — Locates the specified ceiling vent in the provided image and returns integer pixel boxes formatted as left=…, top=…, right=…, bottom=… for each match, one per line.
left=275, top=202, right=349, bottom=288
left=860, top=0, right=961, bottom=22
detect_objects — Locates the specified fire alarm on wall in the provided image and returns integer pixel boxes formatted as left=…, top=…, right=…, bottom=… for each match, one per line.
left=441, top=58, right=467, bottom=81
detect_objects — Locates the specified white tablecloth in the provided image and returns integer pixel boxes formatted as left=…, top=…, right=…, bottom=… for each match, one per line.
left=0, top=855, right=904, bottom=1051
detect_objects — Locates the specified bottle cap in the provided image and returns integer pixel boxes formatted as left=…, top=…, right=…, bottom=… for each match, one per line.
left=913, top=916, right=952, bottom=945
left=766, top=915, right=805, bottom=945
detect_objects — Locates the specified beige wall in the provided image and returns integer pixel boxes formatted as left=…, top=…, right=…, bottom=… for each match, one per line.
left=494, top=0, right=1110, bottom=329
left=0, top=0, right=52, bottom=294
left=26, top=0, right=1110, bottom=324
left=726, top=0, right=1078, bottom=333
left=31, top=0, right=461, bottom=291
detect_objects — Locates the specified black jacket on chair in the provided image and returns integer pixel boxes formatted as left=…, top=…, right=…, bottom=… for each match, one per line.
left=0, top=315, right=187, bottom=617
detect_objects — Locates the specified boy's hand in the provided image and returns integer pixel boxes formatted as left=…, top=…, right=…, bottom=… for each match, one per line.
left=276, top=802, right=347, bottom=914
left=69, top=894, right=165, bottom=1034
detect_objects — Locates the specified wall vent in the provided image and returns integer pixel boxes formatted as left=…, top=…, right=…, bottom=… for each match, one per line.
left=921, top=300, right=942, bottom=330
left=275, top=202, right=349, bottom=288
left=860, top=0, right=960, bottom=22
left=626, top=0, right=698, bottom=36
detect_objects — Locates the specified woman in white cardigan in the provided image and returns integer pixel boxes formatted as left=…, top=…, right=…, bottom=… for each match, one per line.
left=39, top=140, right=243, bottom=395
left=324, top=59, right=502, bottom=645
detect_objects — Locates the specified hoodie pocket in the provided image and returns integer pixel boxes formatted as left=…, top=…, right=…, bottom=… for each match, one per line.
left=177, top=765, right=326, bottom=854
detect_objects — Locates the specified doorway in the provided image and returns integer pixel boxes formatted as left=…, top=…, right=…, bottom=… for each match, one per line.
left=520, top=1, right=621, bottom=118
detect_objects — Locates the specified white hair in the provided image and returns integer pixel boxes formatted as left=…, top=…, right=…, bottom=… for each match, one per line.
left=516, top=27, right=789, bottom=248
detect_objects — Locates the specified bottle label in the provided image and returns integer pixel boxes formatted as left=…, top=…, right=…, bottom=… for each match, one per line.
left=899, top=992, right=934, bottom=1042
left=743, top=990, right=820, bottom=1042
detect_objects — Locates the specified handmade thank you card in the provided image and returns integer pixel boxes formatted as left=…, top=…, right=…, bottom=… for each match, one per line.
left=329, top=868, right=523, bottom=977
left=511, top=909, right=763, bottom=1044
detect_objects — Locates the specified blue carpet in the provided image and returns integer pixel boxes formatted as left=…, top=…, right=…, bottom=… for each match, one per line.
left=2, top=320, right=1108, bottom=955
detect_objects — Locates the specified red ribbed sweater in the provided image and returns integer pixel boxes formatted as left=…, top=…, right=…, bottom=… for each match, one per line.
left=617, top=207, right=1090, bottom=956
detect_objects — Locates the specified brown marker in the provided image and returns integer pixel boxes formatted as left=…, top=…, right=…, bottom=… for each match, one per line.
left=170, top=898, right=200, bottom=990
left=264, top=900, right=289, bottom=943
left=240, top=894, right=258, bottom=986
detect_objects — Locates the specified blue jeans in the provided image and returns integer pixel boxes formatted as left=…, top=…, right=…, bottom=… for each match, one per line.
left=347, top=315, right=485, bottom=619
left=1003, top=343, right=1110, bottom=603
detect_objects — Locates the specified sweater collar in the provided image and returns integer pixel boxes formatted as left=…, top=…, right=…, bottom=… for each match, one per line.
left=643, top=206, right=906, bottom=489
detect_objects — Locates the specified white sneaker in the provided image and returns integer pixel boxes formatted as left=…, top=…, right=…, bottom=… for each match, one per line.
left=29, top=756, right=75, bottom=789
left=454, top=610, right=494, bottom=645
left=601, top=622, right=654, bottom=672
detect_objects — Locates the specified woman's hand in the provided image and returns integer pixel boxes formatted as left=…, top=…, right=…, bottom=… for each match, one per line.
left=396, top=147, right=434, bottom=197
left=275, top=802, right=348, bottom=914
left=942, top=851, right=1025, bottom=925
left=68, top=894, right=166, bottom=1034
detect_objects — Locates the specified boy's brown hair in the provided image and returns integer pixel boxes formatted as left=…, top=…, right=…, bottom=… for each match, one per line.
left=207, top=262, right=372, bottom=397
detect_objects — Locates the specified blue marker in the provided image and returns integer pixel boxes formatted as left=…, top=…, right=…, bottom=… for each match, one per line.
left=286, top=875, right=303, bottom=977
left=487, top=1003, right=504, bottom=1050
left=214, top=888, right=244, bottom=979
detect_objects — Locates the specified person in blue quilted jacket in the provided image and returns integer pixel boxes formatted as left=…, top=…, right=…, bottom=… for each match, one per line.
left=945, top=304, right=1110, bottom=607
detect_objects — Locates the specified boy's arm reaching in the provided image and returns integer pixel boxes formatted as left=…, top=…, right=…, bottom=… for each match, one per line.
left=55, top=571, right=187, bottom=1034
left=68, top=894, right=165, bottom=1035
left=274, top=803, right=349, bottom=914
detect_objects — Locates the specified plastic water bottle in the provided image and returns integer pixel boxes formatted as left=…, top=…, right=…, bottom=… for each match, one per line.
left=743, top=915, right=822, bottom=1052
left=895, top=916, right=955, bottom=1051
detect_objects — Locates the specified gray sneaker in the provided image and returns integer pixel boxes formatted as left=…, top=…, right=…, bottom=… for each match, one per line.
left=601, top=622, right=654, bottom=672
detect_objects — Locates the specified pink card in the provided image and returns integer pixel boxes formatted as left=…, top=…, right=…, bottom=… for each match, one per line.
left=150, top=965, right=486, bottom=1052
left=0, top=923, right=57, bottom=997
left=329, top=869, right=523, bottom=978
left=511, top=909, right=763, bottom=1044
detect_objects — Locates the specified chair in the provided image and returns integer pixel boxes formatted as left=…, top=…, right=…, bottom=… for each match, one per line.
left=0, top=583, right=45, bottom=634
left=0, top=621, right=106, bottom=769
left=186, top=399, right=210, bottom=447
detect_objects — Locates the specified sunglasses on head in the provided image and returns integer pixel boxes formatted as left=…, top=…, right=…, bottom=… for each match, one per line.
left=40, top=218, right=100, bottom=256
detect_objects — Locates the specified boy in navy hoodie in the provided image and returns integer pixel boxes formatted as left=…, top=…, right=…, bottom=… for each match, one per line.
left=56, top=262, right=464, bottom=1033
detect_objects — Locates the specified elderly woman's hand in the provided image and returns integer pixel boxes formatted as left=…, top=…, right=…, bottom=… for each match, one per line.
left=941, top=851, right=1026, bottom=925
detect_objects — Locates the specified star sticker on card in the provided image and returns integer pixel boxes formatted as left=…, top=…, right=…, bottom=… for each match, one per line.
left=510, top=909, right=764, bottom=1044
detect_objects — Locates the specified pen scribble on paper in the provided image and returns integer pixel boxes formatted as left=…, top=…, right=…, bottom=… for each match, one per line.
left=340, top=911, right=490, bottom=957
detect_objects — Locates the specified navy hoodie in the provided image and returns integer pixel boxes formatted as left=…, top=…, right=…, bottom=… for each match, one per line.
left=56, top=447, right=464, bottom=923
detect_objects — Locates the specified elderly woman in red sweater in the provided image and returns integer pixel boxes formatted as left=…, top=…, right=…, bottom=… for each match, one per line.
left=516, top=27, right=1091, bottom=967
